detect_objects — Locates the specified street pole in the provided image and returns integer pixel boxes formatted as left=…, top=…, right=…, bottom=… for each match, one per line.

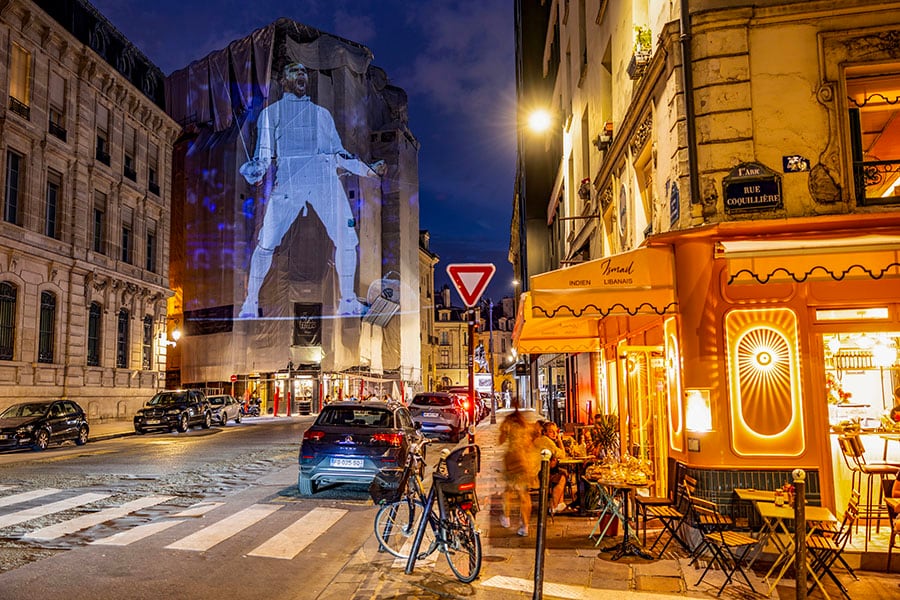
left=467, top=307, right=476, bottom=443
left=488, top=299, right=497, bottom=424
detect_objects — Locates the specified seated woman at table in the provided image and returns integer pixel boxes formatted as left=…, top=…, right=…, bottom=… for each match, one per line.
left=535, top=420, right=570, bottom=514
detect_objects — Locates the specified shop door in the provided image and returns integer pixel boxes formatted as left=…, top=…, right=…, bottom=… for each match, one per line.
left=621, top=346, right=668, bottom=497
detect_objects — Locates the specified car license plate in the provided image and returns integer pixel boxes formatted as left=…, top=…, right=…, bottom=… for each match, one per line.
left=146, top=419, right=161, bottom=425
left=331, top=457, right=363, bottom=468
left=423, top=412, right=439, bottom=418
left=0, top=434, right=8, bottom=440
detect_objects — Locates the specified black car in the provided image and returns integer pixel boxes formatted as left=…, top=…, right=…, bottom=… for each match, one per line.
left=133, top=390, right=212, bottom=434
left=0, top=400, right=90, bottom=451
left=298, top=400, right=422, bottom=496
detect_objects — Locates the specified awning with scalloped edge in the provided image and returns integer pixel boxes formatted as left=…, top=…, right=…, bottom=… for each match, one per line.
left=513, top=246, right=677, bottom=354
left=719, top=235, right=900, bottom=284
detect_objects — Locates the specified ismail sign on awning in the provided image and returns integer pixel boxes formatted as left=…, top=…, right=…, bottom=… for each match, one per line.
left=719, top=235, right=900, bottom=284
left=513, top=246, right=677, bottom=354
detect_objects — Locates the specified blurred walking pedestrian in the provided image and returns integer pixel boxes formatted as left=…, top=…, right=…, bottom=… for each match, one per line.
left=499, top=399, right=540, bottom=536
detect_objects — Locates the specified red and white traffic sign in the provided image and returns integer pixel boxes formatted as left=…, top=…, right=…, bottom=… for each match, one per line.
left=446, top=263, right=496, bottom=307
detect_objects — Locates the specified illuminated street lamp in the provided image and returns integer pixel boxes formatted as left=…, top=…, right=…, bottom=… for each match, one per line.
left=527, top=109, right=552, bottom=133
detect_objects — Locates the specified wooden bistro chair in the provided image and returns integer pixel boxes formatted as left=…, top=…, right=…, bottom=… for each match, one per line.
left=636, top=473, right=694, bottom=543
left=806, top=498, right=860, bottom=600
left=690, top=495, right=759, bottom=597
left=839, top=433, right=897, bottom=549
left=645, top=475, right=698, bottom=557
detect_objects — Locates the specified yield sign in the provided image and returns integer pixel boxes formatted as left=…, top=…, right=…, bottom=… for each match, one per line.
left=446, top=263, right=496, bottom=307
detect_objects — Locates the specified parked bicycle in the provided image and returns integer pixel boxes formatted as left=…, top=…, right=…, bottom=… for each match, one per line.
left=369, top=440, right=482, bottom=583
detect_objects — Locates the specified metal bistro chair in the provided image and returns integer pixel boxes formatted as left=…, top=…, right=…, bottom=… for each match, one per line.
left=690, top=495, right=758, bottom=597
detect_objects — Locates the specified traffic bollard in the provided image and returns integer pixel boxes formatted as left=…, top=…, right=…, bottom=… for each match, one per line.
left=793, top=468, right=807, bottom=600
left=534, top=449, right=551, bottom=600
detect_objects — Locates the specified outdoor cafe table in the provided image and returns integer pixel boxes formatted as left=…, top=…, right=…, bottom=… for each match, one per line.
left=558, top=456, right=590, bottom=515
left=754, top=500, right=838, bottom=598
left=591, top=478, right=655, bottom=560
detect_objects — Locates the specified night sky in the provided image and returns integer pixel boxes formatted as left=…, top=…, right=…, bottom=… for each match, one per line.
left=88, top=0, right=517, bottom=305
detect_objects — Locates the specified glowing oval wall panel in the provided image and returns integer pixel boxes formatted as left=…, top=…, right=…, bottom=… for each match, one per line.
left=725, top=308, right=805, bottom=457
left=664, top=317, right=683, bottom=452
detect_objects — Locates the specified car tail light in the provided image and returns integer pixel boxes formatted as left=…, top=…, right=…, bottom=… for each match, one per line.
left=371, top=432, right=403, bottom=446
left=459, top=500, right=474, bottom=511
left=303, top=429, right=324, bottom=441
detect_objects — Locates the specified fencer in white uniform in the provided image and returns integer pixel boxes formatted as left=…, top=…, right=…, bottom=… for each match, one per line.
left=239, top=62, right=382, bottom=317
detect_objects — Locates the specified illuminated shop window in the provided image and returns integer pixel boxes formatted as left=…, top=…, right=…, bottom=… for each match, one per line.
left=725, top=308, right=805, bottom=457
left=815, top=307, right=889, bottom=321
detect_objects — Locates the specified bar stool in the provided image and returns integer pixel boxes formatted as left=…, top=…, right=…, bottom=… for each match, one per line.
left=838, top=434, right=898, bottom=550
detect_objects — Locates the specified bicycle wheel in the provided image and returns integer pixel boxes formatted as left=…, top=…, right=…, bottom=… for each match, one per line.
left=443, top=507, right=482, bottom=583
left=374, top=499, right=437, bottom=559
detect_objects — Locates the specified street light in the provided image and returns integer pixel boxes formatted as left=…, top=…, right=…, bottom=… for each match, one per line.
left=528, top=109, right=552, bottom=133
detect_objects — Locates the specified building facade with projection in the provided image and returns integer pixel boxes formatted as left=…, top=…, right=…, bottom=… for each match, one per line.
left=0, top=0, right=178, bottom=418
left=164, top=19, right=421, bottom=408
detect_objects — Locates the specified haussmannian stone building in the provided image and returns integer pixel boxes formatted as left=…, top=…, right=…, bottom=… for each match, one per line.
left=0, top=0, right=178, bottom=419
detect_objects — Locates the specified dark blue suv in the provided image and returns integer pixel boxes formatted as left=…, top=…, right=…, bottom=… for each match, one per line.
left=298, top=400, right=422, bottom=496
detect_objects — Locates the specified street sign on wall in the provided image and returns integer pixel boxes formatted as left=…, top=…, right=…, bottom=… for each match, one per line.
left=446, top=263, right=496, bottom=307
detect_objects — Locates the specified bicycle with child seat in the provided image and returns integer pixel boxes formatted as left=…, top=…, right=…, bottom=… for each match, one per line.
left=369, top=440, right=482, bottom=583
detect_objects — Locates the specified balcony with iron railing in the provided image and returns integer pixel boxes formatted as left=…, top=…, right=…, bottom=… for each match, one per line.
left=8, top=97, right=29, bottom=120
left=853, top=158, right=900, bottom=206
left=48, top=120, right=67, bottom=142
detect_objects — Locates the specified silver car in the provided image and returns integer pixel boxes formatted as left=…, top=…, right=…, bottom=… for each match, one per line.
left=408, top=392, right=467, bottom=442
left=207, top=394, right=243, bottom=426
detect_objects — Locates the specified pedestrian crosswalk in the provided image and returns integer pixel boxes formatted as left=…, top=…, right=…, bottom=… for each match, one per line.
left=0, top=486, right=359, bottom=562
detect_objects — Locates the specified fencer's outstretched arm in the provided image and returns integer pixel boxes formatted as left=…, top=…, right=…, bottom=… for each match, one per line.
left=240, top=108, right=275, bottom=185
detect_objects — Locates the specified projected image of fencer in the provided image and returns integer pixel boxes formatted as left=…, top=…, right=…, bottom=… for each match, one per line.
left=239, top=62, right=383, bottom=318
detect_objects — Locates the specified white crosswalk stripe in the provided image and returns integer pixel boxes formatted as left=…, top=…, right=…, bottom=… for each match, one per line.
left=91, top=502, right=223, bottom=546
left=0, top=488, right=368, bottom=561
left=0, top=488, right=61, bottom=508
left=248, top=507, right=347, bottom=559
left=165, top=504, right=282, bottom=552
left=25, top=495, right=174, bottom=541
left=0, top=492, right=110, bottom=529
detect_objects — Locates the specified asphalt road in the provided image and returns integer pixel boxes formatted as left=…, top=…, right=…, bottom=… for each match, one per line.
left=0, top=418, right=459, bottom=599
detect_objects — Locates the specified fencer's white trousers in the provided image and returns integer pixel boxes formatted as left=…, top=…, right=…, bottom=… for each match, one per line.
left=243, top=155, right=361, bottom=312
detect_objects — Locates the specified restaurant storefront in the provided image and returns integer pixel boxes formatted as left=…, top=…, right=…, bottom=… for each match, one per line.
left=515, top=213, right=900, bottom=516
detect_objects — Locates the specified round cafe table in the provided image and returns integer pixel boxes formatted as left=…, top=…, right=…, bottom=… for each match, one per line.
left=594, top=478, right=655, bottom=560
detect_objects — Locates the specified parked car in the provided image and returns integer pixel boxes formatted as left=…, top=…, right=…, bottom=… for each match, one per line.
left=298, top=400, right=422, bottom=496
left=133, top=390, right=212, bottom=434
left=0, top=400, right=90, bottom=451
left=408, top=392, right=468, bottom=442
left=207, top=394, right=242, bottom=426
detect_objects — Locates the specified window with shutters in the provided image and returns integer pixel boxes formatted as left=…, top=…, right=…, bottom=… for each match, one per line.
left=48, top=71, right=66, bottom=141
left=87, top=302, right=101, bottom=366
left=121, top=205, right=133, bottom=264
left=93, top=191, right=106, bottom=254
left=96, top=104, right=110, bottom=165
left=38, top=291, right=56, bottom=363
left=4, top=151, right=23, bottom=225
left=8, top=43, right=30, bottom=119
left=116, top=308, right=129, bottom=368
left=123, top=124, right=136, bottom=181
left=146, top=219, right=157, bottom=272
left=45, top=170, right=61, bottom=239
left=142, top=315, right=152, bottom=370
left=148, top=142, right=160, bottom=195
left=0, top=282, right=16, bottom=360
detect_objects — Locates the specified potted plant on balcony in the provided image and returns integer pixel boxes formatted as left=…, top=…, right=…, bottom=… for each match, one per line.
left=627, top=26, right=653, bottom=80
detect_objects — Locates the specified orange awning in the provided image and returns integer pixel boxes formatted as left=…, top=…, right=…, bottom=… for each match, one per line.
left=513, top=292, right=602, bottom=354
left=720, top=235, right=900, bottom=284
left=513, top=246, right=678, bottom=354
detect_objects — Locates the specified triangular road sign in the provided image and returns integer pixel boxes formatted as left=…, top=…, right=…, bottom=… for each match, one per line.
left=446, top=263, right=496, bottom=307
